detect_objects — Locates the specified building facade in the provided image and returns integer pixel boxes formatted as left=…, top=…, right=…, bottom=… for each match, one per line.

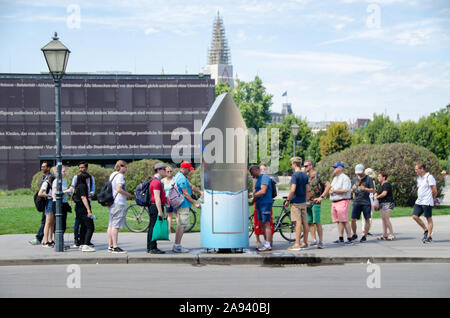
left=0, top=73, right=215, bottom=189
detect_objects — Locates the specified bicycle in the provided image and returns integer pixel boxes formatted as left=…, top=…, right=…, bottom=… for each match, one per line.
left=125, top=204, right=198, bottom=233
left=249, top=202, right=297, bottom=242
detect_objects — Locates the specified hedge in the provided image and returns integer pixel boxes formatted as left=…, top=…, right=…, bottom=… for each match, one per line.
left=316, top=143, right=445, bottom=206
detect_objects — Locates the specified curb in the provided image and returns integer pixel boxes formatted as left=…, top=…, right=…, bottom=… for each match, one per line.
left=2, top=254, right=450, bottom=266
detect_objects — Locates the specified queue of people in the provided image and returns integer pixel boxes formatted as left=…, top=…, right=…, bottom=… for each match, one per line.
left=250, top=157, right=438, bottom=251
left=29, top=158, right=438, bottom=253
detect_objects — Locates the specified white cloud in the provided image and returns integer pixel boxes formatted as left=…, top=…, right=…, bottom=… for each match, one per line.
left=244, top=50, right=391, bottom=73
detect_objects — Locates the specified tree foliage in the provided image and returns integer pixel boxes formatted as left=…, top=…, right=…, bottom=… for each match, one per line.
left=319, top=122, right=352, bottom=157
left=215, top=76, right=273, bottom=130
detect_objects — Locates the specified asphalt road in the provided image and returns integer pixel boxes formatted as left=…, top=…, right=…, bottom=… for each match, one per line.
left=1, top=263, right=450, bottom=298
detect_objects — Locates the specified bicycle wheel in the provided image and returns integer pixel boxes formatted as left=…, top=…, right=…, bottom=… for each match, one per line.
left=248, top=214, right=255, bottom=238
left=170, top=207, right=197, bottom=233
left=125, top=205, right=150, bottom=233
left=279, top=212, right=296, bottom=242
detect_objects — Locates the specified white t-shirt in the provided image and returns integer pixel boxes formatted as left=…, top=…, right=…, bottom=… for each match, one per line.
left=110, top=172, right=126, bottom=206
left=40, top=180, right=52, bottom=196
left=330, top=173, right=352, bottom=201
left=416, top=173, right=436, bottom=206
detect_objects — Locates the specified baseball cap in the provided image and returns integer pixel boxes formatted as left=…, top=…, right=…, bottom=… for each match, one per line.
left=332, top=162, right=345, bottom=169
left=355, top=164, right=365, bottom=174
left=180, top=161, right=194, bottom=171
left=154, top=162, right=167, bottom=171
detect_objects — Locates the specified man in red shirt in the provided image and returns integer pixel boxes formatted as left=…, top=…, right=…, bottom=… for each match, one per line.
left=147, top=162, right=168, bottom=254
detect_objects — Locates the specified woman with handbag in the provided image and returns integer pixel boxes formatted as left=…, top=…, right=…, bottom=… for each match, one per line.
left=51, top=166, right=72, bottom=236
left=375, top=172, right=395, bottom=241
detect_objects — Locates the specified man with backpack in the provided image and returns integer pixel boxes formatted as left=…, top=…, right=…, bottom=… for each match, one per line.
left=107, top=160, right=132, bottom=253
left=249, top=165, right=274, bottom=252
left=304, top=159, right=331, bottom=249
left=170, top=161, right=201, bottom=253
left=147, top=162, right=168, bottom=254
left=29, top=161, right=53, bottom=245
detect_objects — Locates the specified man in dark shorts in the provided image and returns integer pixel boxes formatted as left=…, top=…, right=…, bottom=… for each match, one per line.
left=412, top=163, right=437, bottom=243
left=351, top=164, right=375, bottom=243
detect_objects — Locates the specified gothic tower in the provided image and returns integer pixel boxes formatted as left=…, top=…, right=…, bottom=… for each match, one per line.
left=203, top=12, right=234, bottom=88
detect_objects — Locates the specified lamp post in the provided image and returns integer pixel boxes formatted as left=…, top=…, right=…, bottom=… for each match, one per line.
left=41, top=32, right=70, bottom=252
left=291, top=123, right=299, bottom=157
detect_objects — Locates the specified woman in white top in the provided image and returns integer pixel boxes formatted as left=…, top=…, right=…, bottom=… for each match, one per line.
left=161, top=166, right=176, bottom=233
left=38, top=170, right=55, bottom=247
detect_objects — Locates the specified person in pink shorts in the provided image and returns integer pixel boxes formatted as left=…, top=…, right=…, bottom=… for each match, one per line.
left=329, top=162, right=354, bottom=245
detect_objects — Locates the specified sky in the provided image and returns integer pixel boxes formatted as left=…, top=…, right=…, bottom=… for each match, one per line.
left=0, top=0, right=449, bottom=123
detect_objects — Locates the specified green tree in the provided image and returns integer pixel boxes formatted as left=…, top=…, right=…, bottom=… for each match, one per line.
left=306, top=130, right=326, bottom=164
left=376, top=120, right=400, bottom=144
left=267, top=115, right=311, bottom=174
left=319, top=122, right=352, bottom=157
left=216, top=76, right=273, bottom=130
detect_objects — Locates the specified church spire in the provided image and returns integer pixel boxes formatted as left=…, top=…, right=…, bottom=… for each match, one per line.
left=207, top=11, right=231, bottom=65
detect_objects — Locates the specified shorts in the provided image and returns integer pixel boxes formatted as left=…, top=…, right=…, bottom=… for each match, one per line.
left=331, top=200, right=350, bottom=223
left=44, top=199, right=53, bottom=214
left=177, top=207, right=191, bottom=228
left=256, top=202, right=273, bottom=223
left=253, top=202, right=274, bottom=235
left=307, top=204, right=321, bottom=224
left=413, top=204, right=432, bottom=218
left=380, top=202, right=395, bottom=211
left=109, top=204, right=126, bottom=229
left=166, top=204, right=177, bottom=214
left=351, top=203, right=372, bottom=220
left=290, top=203, right=307, bottom=224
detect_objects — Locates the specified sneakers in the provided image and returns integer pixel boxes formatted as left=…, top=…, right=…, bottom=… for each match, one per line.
left=317, top=241, right=324, bottom=249
left=423, top=236, right=432, bottom=244
left=360, top=235, right=367, bottom=243
left=257, top=245, right=272, bottom=252
left=108, top=246, right=114, bottom=252
left=111, top=247, right=126, bottom=253
left=29, top=238, right=41, bottom=245
left=423, top=230, right=429, bottom=240
left=333, top=239, right=344, bottom=244
left=41, top=242, right=53, bottom=248
left=310, top=240, right=318, bottom=246
left=81, top=245, right=96, bottom=252
left=345, top=240, right=354, bottom=246
left=172, top=245, right=189, bottom=253
left=351, top=234, right=358, bottom=241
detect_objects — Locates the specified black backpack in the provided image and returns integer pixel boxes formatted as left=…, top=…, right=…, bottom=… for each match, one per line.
left=271, top=178, right=277, bottom=199
left=34, top=180, right=51, bottom=212
left=97, top=173, right=119, bottom=207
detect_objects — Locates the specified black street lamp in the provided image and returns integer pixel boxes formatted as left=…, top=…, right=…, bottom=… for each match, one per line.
left=41, top=32, right=70, bottom=252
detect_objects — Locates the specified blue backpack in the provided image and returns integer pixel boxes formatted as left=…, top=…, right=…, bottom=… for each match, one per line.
left=134, top=178, right=154, bottom=206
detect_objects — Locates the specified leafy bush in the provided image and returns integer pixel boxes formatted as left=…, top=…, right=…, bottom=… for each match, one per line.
left=125, top=159, right=166, bottom=195
left=316, top=143, right=445, bottom=206
left=31, top=164, right=112, bottom=199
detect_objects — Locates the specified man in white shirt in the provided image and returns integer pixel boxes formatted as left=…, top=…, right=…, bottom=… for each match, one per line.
left=412, top=163, right=437, bottom=243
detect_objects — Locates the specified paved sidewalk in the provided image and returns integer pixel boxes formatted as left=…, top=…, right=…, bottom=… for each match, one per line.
left=1, top=215, right=450, bottom=266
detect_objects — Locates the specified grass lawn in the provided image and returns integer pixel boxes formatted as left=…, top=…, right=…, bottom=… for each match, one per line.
left=0, top=195, right=449, bottom=235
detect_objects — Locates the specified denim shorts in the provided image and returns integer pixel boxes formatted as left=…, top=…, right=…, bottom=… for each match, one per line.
left=256, top=202, right=272, bottom=223
left=351, top=203, right=372, bottom=220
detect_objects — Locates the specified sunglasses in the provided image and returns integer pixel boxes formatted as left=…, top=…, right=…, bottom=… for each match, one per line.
left=304, top=165, right=310, bottom=168
left=41, top=165, right=47, bottom=169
